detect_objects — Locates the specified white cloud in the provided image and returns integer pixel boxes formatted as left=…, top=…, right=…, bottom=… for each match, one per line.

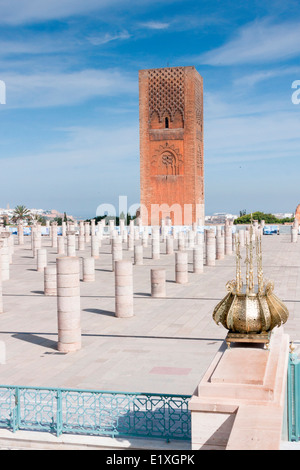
left=1, top=69, right=137, bottom=108
left=139, top=21, right=170, bottom=30
left=233, top=67, right=300, bottom=88
left=0, top=0, right=177, bottom=25
left=0, top=0, right=119, bottom=25
left=199, top=19, right=300, bottom=65
left=87, top=31, right=131, bottom=45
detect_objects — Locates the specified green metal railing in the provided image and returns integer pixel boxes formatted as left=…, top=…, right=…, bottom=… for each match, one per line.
left=287, top=351, right=300, bottom=441
left=0, top=385, right=191, bottom=441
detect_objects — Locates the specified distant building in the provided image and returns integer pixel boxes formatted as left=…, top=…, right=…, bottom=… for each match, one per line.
left=205, top=213, right=238, bottom=224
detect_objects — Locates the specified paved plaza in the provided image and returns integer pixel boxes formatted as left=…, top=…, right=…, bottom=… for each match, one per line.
left=0, top=231, right=299, bottom=397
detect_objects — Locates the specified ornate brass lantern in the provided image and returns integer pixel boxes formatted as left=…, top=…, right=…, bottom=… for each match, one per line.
left=213, top=224, right=289, bottom=348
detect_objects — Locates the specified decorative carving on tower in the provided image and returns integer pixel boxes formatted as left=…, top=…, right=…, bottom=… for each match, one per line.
left=148, top=67, right=185, bottom=123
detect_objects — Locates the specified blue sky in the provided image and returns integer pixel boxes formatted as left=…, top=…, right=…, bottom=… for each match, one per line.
left=0, top=0, right=300, bottom=219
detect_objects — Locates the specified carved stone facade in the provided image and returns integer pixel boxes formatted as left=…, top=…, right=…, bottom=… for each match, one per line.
left=139, top=66, right=204, bottom=225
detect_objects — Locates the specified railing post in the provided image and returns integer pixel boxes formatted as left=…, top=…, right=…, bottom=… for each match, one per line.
left=11, top=387, right=20, bottom=433
left=56, top=389, right=63, bottom=437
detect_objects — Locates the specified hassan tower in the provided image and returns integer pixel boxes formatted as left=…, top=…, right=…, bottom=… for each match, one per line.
left=139, top=66, right=204, bottom=226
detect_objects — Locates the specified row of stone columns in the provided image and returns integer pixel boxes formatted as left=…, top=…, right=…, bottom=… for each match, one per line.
left=2, top=221, right=254, bottom=354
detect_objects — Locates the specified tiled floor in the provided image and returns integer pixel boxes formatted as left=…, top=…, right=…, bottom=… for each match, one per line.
left=0, top=232, right=299, bottom=396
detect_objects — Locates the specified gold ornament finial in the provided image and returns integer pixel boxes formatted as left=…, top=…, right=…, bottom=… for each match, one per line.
left=213, top=219, right=289, bottom=347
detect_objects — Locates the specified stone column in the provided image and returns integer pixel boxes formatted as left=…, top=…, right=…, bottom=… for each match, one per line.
left=37, top=248, right=47, bottom=273
left=193, top=245, right=203, bottom=274
left=151, top=227, right=160, bottom=260
left=119, top=219, right=125, bottom=237
left=84, top=222, right=90, bottom=244
left=134, top=226, right=140, bottom=241
left=216, top=226, right=224, bottom=260
left=134, top=244, right=143, bottom=265
left=56, top=256, right=81, bottom=352
left=175, top=251, right=188, bottom=284
left=142, top=228, right=148, bottom=247
left=188, top=230, right=195, bottom=249
left=67, top=231, right=76, bottom=257
left=78, top=234, right=85, bottom=251
left=112, top=236, right=123, bottom=271
left=151, top=268, right=166, bottom=297
left=178, top=232, right=185, bottom=251
left=0, top=235, right=10, bottom=281
left=224, top=221, right=232, bottom=255
left=7, top=231, right=14, bottom=263
left=57, top=236, right=65, bottom=255
left=91, top=236, right=99, bottom=259
left=196, top=232, right=203, bottom=246
left=239, top=229, right=245, bottom=248
left=122, top=229, right=127, bottom=244
left=82, top=257, right=95, bottom=282
left=166, top=235, right=174, bottom=255
left=206, top=229, right=216, bottom=266
left=109, top=219, right=115, bottom=235
left=51, top=223, right=58, bottom=249
left=114, top=260, right=133, bottom=318
left=291, top=226, right=298, bottom=243
left=91, top=219, right=96, bottom=237
left=18, top=223, right=24, bottom=246
left=79, top=221, right=84, bottom=237
left=127, top=231, right=134, bottom=251
left=0, top=253, right=3, bottom=313
left=44, top=266, right=57, bottom=296
left=62, top=221, right=67, bottom=237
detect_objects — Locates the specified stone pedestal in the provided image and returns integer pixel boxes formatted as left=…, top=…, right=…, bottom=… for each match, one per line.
left=114, top=260, right=133, bottom=318
left=134, top=244, right=143, bottom=265
left=291, top=227, right=298, bottom=243
left=225, top=221, right=232, bottom=255
left=112, top=236, right=122, bottom=271
left=216, top=227, right=224, bottom=260
left=51, top=223, right=58, bottom=249
left=0, top=253, right=3, bottom=313
left=67, top=231, right=76, bottom=257
left=142, top=229, right=148, bottom=247
left=56, top=257, right=81, bottom=352
left=175, top=251, right=188, bottom=284
left=91, top=236, right=99, bottom=259
left=189, top=328, right=289, bottom=450
left=57, top=236, right=65, bottom=255
left=151, top=268, right=166, bottom=297
left=151, top=228, right=160, bottom=260
left=82, top=257, right=95, bottom=282
left=78, top=235, right=85, bottom=251
left=32, top=234, right=41, bottom=258
left=193, top=246, right=203, bottom=274
left=206, top=229, right=216, bottom=266
left=178, top=233, right=185, bottom=252
left=18, top=224, right=24, bottom=246
left=44, top=266, right=57, bottom=296
left=37, top=249, right=47, bottom=273
left=166, top=236, right=174, bottom=255
left=0, top=235, right=10, bottom=281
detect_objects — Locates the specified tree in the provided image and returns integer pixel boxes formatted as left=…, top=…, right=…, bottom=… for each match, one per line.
left=234, top=211, right=294, bottom=225
left=12, top=205, right=32, bottom=223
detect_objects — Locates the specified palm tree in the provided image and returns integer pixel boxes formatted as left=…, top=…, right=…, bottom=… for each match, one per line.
left=12, top=205, right=32, bottom=223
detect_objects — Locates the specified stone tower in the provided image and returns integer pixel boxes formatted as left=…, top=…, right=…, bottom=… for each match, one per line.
left=139, top=66, right=204, bottom=226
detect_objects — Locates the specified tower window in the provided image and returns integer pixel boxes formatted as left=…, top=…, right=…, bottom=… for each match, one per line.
left=165, top=117, right=169, bottom=128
